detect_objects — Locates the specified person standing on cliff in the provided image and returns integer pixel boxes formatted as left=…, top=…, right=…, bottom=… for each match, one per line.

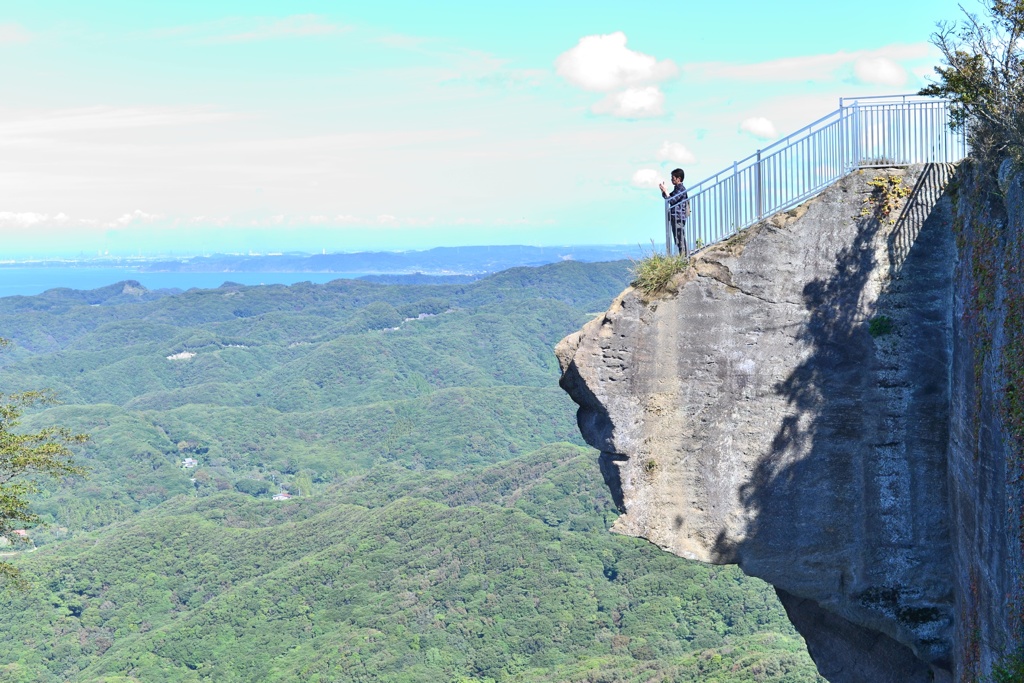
left=659, top=168, right=690, bottom=255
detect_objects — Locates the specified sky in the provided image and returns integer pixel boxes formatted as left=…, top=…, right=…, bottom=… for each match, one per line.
left=0, top=0, right=969, bottom=257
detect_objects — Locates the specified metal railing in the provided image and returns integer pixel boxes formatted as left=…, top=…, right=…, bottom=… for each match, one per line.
left=666, top=95, right=968, bottom=255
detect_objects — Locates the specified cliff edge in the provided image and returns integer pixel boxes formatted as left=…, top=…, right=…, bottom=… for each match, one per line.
left=558, top=162, right=1024, bottom=682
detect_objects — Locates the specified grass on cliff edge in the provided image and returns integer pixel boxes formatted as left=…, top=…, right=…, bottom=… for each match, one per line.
left=630, top=251, right=689, bottom=294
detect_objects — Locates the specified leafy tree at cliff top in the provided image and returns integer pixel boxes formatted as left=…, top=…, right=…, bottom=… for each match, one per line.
left=921, top=1, right=1024, bottom=164
left=0, top=339, right=87, bottom=589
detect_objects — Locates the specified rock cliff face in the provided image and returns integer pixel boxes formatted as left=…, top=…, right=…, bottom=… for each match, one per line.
left=557, top=162, right=1024, bottom=682
left=948, top=160, right=1024, bottom=680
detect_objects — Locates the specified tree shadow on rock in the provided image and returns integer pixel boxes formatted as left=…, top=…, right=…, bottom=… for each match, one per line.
left=712, top=164, right=958, bottom=680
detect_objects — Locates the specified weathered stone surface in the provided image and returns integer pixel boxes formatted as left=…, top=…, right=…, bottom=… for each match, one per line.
left=776, top=589, right=947, bottom=683
left=557, top=165, right=960, bottom=682
left=948, top=160, right=1024, bottom=678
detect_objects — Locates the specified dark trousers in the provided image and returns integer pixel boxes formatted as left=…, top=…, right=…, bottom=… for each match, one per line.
left=672, top=220, right=688, bottom=256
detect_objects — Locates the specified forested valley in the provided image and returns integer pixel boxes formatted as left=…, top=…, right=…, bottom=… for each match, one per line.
left=0, top=261, right=823, bottom=682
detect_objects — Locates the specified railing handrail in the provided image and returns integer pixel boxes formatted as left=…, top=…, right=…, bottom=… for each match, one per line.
left=664, top=94, right=967, bottom=256
left=839, top=93, right=927, bottom=106
left=687, top=95, right=949, bottom=196
left=687, top=107, right=845, bottom=195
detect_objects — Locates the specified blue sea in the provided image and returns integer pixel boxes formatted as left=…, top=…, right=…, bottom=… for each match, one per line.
left=0, top=267, right=367, bottom=298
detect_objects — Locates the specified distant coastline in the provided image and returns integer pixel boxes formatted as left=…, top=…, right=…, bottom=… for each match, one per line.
left=0, top=244, right=641, bottom=297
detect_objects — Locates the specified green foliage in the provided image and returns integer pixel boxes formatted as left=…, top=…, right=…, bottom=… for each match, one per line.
left=920, top=2, right=1024, bottom=164
left=233, top=479, right=271, bottom=496
left=0, top=380, right=88, bottom=588
left=0, top=261, right=629, bottom=532
left=951, top=164, right=1024, bottom=678
left=0, top=261, right=825, bottom=681
left=991, top=646, right=1024, bottom=683
left=630, top=252, right=689, bottom=294
left=868, top=315, right=895, bottom=337
left=1003, top=221, right=1024, bottom=444
left=0, top=448, right=823, bottom=683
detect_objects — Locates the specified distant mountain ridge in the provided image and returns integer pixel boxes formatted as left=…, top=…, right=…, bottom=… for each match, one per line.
left=133, top=245, right=645, bottom=275
left=0, top=245, right=648, bottom=278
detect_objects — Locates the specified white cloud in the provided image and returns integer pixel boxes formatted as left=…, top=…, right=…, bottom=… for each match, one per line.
left=854, top=57, right=907, bottom=86
left=219, top=15, right=348, bottom=42
left=556, top=31, right=677, bottom=92
left=184, top=215, right=230, bottom=226
left=0, top=24, right=31, bottom=44
left=631, top=169, right=662, bottom=189
left=0, top=212, right=50, bottom=227
left=687, top=43, right=931, bottom=85
left=592, top=86, right=665, bottom=119
left=159, top=15, right=350, bottom=43
left=0, top=212, right=97, bottom=228
left=740, top=117, right=778, bottom=140
left=113, top=210, right=163, bottom=227
left=181, top=129, right=478, bottom=155
left=470, top=68, right=548, bottom=90
left=0, top=106, right=234, bottom=138
left=657, top=141, right=697, bottom=165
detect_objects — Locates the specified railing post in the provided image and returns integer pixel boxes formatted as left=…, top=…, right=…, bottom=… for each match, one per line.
left=852, top=100, right=862, bottom=167
left=664, top=199, right=672, bottom=255
left=839, top=97, right=847, bottom=174
left=732, top=161, right=740, bottom=234
left=755, top=149, right=763, bottom=220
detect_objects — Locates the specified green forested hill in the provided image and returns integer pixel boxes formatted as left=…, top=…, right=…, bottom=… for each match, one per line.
left=2, top=448, right=820, bottom=683
left=0, top=262, right=629, bottom=535
left=0, top=262, right=824, bottom=682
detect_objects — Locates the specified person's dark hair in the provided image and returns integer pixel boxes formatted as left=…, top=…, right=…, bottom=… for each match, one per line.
left=671, top=168, right=685, bottom=182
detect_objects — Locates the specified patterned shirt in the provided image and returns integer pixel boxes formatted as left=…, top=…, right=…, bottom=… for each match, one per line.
left=665, top=183, right=689, bottom=224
